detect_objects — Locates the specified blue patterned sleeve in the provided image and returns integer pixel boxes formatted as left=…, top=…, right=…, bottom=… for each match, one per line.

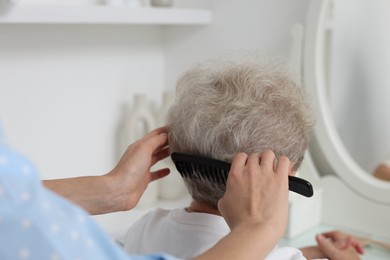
left=0, top=143, right=181, bottom=260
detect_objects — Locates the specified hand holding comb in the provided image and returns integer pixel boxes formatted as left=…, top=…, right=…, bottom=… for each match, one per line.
left=171, top=153, right=313, bottom=197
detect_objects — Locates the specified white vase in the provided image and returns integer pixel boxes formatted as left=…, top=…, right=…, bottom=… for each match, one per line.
left=0, top=0, right=20, bottom=5
left=124, top=0, right=141, bottom=8
left=156, top=159, right=186, bottom=200
left=156, top=90, right=174, bottom=127
left=151, top=0, right=173, bottom=7
left=117, top=94, right=156, bottom=156
left=155, top=90, right=186, bottom=200
left=104, top=0, right=124, bottom=6
left=117, top=94, right=158, bottom=208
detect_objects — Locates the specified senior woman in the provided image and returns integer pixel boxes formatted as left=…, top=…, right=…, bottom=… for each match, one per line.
left=0, top=52, right=361, bottom=259
left=122, top=54, right=362, bottom=260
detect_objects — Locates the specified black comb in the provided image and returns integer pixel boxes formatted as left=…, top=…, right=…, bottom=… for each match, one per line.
left=171, top=153, right=313, bottom=198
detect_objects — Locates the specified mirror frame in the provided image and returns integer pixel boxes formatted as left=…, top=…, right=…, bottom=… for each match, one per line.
left=303, top=0, right=390, bottom=204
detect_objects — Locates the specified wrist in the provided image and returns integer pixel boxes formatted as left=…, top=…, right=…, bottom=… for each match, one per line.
left=242, top=217, right=285, bottom=239
left=300, top=246, right=326, bottom=259
left=43, top=174, right=131, bottom=215
left=230, top=222, right=281, bottom=259
left=236, top=221, right=281, bottom=244
left=103, top=172, right=138, bottom=212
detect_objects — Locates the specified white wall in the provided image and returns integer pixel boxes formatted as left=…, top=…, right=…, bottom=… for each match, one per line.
left=0, top=0, right=310, bottom=180
left=164, top=0, right=310, bottom=89
left=0, top=0, right=310, bottom=232
left=0, top=25, right=165, bottom=180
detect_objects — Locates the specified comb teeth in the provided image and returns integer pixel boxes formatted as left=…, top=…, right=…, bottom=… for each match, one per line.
left=171, top=152, right=314, bottom=197
left=175, top=160, right=228, bottom=185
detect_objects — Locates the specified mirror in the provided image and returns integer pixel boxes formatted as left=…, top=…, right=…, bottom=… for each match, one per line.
left=303, top=0, right=390, bottom=205
left=330, top=0, right=390, bottom=181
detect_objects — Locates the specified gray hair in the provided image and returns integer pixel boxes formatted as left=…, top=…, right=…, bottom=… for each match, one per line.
left=167, top=53, right=316, bottom=209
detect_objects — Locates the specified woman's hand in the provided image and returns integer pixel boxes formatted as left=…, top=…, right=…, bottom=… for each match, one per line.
left=322, top=230, right=365, bottom=254
left=44, top=127, right=171, bottom=215
left=301, top=230, right=364, bottom=259
left=202, top=150, right=291, bottom=260
left=106, top=127, right=170, bottom=211
left=218, top=150, right=291, bottom=238
left=316, top=234, right=361, bottom=260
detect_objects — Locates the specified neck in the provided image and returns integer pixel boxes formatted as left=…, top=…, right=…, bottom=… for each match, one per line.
left=186, top=200, right=221, bottom=216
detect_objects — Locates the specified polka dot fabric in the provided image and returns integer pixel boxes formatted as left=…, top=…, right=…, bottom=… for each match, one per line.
left=0, top=142, right=179, bottom=260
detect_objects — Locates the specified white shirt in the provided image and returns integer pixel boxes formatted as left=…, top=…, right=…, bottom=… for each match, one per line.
left=123, top=208, right=306, bottom=260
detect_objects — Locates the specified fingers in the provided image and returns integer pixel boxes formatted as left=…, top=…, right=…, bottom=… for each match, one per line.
left=316, top=234, right=338, bottom=259
left=248, top=150, right=290, bottom=176
left=322, top=230, right=342, bottom=239
left=334, top=236, right=351, bottom=249
left=231, top=150, right=291, bottom=176
left=258, top=150, right=276, bottom=169
left=247, top=153, right=262, bottom=170
left=322, top=230, right=365, bottom=254
left=354, top=242, right=365, bottom=255
left=140, top=128, right=169, bottom=154
left=151, top=147, right=170, bottom=166
left=230, top=152, right=249, bottom=172
left=143, top=126, right=168, bottom=138
left=219, top=150, right=291, bottom=237
left=317, top=234, right=362, bottom=260
left=351, top=238, right=365, bottom=254
left=275, top=156, right=291, bottom=176
left=246, top=150, right=275, bottom=173
left=150, top=168, right=170, bottom=182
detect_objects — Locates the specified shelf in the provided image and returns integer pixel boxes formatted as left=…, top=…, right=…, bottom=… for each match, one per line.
left=0, top=5, right=212, bottom=25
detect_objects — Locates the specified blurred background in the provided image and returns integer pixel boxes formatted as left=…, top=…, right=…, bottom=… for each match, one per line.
left=1, top=1, right=390, bottom=258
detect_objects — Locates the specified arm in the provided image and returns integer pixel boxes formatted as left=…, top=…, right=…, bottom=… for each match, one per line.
left=300, top=246, right=326, bottom=259
left=194, top=151, right=290, bottom=260
left=44, top=127, right=170, bottom=215
left=0, top=134, right=289, bottom=260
